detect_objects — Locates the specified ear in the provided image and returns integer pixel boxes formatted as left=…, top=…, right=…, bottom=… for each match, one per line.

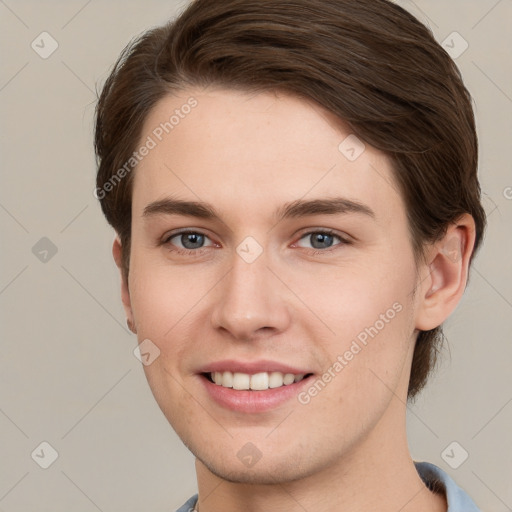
left=415, top=214, right=476, bottom=331
left=112, top=235, right=136, bottom=334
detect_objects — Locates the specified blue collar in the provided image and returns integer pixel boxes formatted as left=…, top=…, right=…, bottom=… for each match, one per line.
left=415, top=461, right=481, bottom=511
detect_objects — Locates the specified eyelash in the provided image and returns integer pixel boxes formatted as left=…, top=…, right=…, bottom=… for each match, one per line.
left=160, top=229, right=351, bottom=257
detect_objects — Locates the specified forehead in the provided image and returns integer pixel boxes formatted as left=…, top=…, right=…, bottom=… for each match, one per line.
left=132, top=88, right=403, bottom=225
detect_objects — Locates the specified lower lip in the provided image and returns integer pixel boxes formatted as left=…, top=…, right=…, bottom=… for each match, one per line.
left=199, top=374, right=313, bottom=413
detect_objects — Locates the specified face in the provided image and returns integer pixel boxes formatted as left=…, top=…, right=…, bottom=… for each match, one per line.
left=123, top=87, right=425, bottom=483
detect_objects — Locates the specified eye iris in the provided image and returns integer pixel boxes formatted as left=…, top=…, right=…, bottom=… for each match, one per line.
left=181, top=233, right=204, bottom=249
left=311, top=232, right=333, bottom=249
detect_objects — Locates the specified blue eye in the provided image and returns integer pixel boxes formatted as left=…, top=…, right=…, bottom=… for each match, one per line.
left=163, top=231, right=214, bottom=254
left=296, top=230, right=347, bottom=251
left=161, top=228, right=349, bottom=257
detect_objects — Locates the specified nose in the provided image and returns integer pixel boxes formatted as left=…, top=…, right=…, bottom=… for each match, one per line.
left=210, top=249, right=292, bottom=342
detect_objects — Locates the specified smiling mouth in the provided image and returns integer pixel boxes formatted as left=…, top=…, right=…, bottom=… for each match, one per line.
left=203, top=371, right=314, bottom=391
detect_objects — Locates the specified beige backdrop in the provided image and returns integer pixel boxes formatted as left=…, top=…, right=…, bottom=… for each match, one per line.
left=1, top=0, right=511, bottom=510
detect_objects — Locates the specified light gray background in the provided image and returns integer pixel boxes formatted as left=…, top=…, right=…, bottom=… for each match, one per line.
left=1, top=1, right=511, bottom=511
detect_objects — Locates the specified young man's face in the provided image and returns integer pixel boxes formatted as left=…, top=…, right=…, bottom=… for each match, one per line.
left=121, top=88, right=430, bottom=483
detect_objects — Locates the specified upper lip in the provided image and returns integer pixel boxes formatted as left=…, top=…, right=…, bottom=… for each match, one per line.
left=198, top=359, right=312, bottom=375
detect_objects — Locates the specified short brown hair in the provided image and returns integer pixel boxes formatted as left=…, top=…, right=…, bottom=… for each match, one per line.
left=94, top=0, right=486, bottom=400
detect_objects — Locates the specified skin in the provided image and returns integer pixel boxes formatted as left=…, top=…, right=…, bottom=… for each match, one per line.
left=113, top=87, right=476, bottom=512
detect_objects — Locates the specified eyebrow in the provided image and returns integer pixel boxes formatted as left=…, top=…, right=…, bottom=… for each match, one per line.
left=142, top=196, right=375, bottom=222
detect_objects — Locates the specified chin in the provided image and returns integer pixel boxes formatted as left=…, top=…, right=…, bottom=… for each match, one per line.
left=194, top=447, right=322, bottom=485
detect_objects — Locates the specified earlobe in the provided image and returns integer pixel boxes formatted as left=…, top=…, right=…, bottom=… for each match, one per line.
left=415, top=215, right=476, bottom=331
left=112, top=235, right=136, bottom=334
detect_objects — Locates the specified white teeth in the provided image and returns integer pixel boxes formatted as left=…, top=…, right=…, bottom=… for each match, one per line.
left=269, top=371, right=284, bottom=388
left=222, top=371, right=233, bottom=388
left=283, top=373, right=295, bottom=385
left=210, top=371, right=307, bottom=390
left=232, top=372, right=250, bottom=390
left=250, top=372, right=269, bottom=390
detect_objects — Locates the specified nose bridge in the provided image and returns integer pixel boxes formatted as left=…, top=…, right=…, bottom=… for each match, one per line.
left=210, top=245, right=290, bottom=339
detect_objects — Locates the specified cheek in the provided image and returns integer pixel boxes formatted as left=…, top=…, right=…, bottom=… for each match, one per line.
left=291, top=258, right=416, bottom=393
left=129, top=244, right=213, bottom=338
left=128, top=259, right=205, bottom=424
left=288, top=255, right=414, bottom=338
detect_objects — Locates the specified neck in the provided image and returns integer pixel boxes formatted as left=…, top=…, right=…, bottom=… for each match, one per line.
left=193, top=396, right=447, bottom=512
